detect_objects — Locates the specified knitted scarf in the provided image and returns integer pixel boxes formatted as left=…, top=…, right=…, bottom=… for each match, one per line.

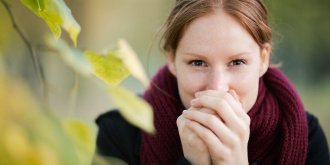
left=140, top=65, right=308, bottom=165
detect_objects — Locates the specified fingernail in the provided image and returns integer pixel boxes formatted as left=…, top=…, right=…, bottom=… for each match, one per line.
left=195, top=91, right=202, bottom=97
left=182, top=110, right=189, bottom=116
left=229, top=90, right=238, bottom=100
left=190, top=99, right=197, bottom=105
left=185, top=119, right=192, bottom=125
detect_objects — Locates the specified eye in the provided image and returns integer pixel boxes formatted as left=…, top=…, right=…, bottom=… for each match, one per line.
left=229, top=59, right=246, bottom=66
left=189, top=60, right=208, bottom=67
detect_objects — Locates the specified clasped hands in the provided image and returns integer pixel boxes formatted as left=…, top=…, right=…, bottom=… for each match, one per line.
left=177, top=90, right=251, bottom=165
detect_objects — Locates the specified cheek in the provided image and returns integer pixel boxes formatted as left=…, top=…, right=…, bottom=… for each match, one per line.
left=176, top=70, right=206, bottom=108
left=233, top=73, right=260, bottom=112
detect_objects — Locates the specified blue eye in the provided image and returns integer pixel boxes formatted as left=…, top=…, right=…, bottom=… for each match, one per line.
left=189, top=60, right=208, bottom=67
left=230, top=59, right=246, bottom=66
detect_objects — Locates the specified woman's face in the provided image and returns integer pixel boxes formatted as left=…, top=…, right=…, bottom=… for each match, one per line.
left=167, top=9, right=270, bottom=112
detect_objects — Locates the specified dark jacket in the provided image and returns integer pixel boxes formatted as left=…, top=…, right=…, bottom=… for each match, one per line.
left=95, top=111, right=330, bottom=165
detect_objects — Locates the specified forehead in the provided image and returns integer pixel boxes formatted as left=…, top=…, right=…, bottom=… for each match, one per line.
left=177, top=9, right=259, bottom=56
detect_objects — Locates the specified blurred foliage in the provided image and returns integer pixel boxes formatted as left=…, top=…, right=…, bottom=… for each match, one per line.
left=0, top=71, right=94, bottom=165
left=0, top=0, right=329, bottom=161
left=108, top=85, right=155, bottom=134
left=20, top=0, right=80, bottom=45
left=266, top=0, right=330, bottom=143
left=85, top=50, right=130, bottom=86
left=1, top=0, right=155, bottom=164
left=48, top=37, right=155, bottom=134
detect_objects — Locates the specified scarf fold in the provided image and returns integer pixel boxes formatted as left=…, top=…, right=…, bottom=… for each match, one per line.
left=140, top=65, right=308, bottom=165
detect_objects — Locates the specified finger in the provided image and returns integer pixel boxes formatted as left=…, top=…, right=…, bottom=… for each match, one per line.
left=195, top=90, right=244, bottom=118
left=178, top=116, right=208, bottom=152
left=186, top=119, right=230, bottom=160
left=188, top=105, right=217, bottom=116
left=183, top=110, right=236, bottom=146
left=195, top=90, right=226, bottom=99
left=184, top=120, right=209, bottom=151
left=191, top=95, right=239, bottom=125
left=190, top=96, right=250, bottom=138
left=227, top=90, right=250, bottom=124
left=188, top=107, right=222, bottom=121
left=177, top=114, right=190, bottom=131
left=194, top=91, right=250, bottom=125
left=199, top=107, right=217, bottom=116
left=229, top=89, right=239, bottom=101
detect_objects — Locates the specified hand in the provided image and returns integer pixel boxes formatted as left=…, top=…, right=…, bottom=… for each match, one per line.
left=183, top=90, right=250, bottom=165
left=177, top=108, right=211, bottom=165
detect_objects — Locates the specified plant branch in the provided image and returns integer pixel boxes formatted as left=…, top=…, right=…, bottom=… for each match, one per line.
left=68, top=73, right=79, bottom=117
left=1, top=0, right=48, bottom=108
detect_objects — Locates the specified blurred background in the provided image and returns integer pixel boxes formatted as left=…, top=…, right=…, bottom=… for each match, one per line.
left=1, top=0, right=329, bottom=144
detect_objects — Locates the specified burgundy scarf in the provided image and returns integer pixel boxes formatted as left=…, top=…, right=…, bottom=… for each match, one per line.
left=140, top=65, right=308, bottom=165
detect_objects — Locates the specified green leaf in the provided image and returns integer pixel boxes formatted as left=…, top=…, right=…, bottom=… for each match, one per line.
left=117, top=39, right=149, bottom=87
left=20, top=0, right=81, bottom=46
left=47, top=37, right=92, bottom=77
left=85, top=51, right=130, bottom=86
left=108, top=86, right=155, bottom=134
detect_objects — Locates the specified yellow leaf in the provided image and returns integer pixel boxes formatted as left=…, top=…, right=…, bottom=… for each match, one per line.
left=0, top=73, right=92, bottom=165
left=62, top=119, right=95, bottom=155
left=20, top=0, right=81, bottom=45
left=47, top=37, right=92, bottom=77
left=117, top=39, right=149, bottom=87
left=2, top=124, right=31, bottom=161
left=85, top=51, right=130, bottom=86
left=62, top=119, right=95, bottom=165
left=34, top=143, right=59, bottom=165
left=108, top=86, right=155, bottom=134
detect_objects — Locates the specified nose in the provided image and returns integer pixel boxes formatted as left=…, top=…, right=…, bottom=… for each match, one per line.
left=206, top=69, right=229, bottom=91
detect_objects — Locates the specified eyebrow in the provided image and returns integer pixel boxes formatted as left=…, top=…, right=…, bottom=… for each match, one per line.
left=182, top=51, right=253, bottom=59
left=182, top=52, right=207, bottom=59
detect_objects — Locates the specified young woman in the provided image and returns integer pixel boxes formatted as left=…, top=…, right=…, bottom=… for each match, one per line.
left=96, top=0, right=330, bottom=164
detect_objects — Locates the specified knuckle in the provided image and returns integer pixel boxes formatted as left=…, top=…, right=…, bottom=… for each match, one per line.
left=242, top=113, right=251, bottom=124
left=226, top=134, right=240, bottom=148
left=231, top=136, right=240, bottom=146
left=177, top=115, right=183, bottom=124
left=245, top=115, right=251, bottom=125
left=200, top=129, right=210, bottom=140
left=207, top=116, right=218, bottom=127
left=176, top=116, right=183, bottom=128
left=187, top=134, right=197, bottom=146
left=215, top=147, right=230, bottom=159
left=236, top=123, right=249, bottom=139
left=242, top=122, right=250, bottom=133
left=200, top=108, right=215, bottom=115
left=177, top=116, right=190, bottom=133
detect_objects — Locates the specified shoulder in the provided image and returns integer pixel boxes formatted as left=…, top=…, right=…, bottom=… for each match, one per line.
left=306, top=111, right=330, bottom=164
left=95, top=110, right=140, bottom=164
